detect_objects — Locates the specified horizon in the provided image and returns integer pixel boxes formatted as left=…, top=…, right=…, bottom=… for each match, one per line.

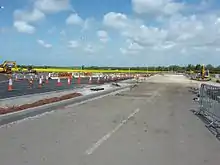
left=1, top=0, right=220, bottom=66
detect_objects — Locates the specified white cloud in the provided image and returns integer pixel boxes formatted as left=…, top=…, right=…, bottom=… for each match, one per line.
left=13, top=8, right=45, bottom=33
left=66, top=13, right=83, bottom=25
left=97, top=30, right=109, bottom=43
left=120, top=48, right=139, bottom=55
left=120, top=39, right=144, bottom=55
left=132, top=0, right=184, bottom=15
left=102, top=10, right=220, bottom=65
left=37, top=39, right=52, bottom=48
left=103, top=12, right=129, bottom=29
left=14, top=8, right=45, bottom=23
left=68, top=40, right=80, bottom=48
left=84, top=44, right=95, bottom=53
left=81, top=18, right=95, bottom=31
left=34, top=0, right=71, bottom=13
left=13, top=21, right=35, bottom=34
left=84, top=44, right=103, bottom=53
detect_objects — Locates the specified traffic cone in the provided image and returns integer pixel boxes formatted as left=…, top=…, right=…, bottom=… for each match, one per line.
left=67, top=77, right=71, bottom=85
left=77, top=75, right=81, bottom=84
left=104, top=76, right=107, bottom=82
left=46, top=76, right=49, bottom=84
left=57, top=77, right=62, bottom=86
left=111, top=76, right=114, bottom=81
left=8, top=78, right=13, bottom=91
left=97, top=76, right=100, bottom=84
left=89, top=76, right=92, bottom=84
left=38, top=78, right=42, bottom=88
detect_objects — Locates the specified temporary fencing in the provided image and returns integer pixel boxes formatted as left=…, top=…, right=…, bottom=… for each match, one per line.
left=195, top=83, right=220, bottom=137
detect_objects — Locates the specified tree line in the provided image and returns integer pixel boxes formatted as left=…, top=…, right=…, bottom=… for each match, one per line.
left=16, top=64, right=220, bottom=73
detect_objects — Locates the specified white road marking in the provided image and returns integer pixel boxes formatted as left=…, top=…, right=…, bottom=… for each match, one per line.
left=85, top=108, right=140, bottom=155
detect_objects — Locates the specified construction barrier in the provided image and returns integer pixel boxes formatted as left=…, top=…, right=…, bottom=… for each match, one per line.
left=195, top=83, right=220, bottom=137
left=8, top=78, right=13, bottom=91
left=3, top=73, right=146, bottom=96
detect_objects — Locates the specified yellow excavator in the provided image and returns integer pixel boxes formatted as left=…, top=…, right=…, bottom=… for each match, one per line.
left=0, top=61, right=17, bottom=74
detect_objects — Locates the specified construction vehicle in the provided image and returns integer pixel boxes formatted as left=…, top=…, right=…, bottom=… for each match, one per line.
left=0, top=61, right=17, bottom=74
left=201, top=64, right=210, bottom=79
left=27, top=65, right=37, bottom=74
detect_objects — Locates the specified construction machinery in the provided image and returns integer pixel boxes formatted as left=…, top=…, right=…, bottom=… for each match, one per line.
left=0, top=61, right=17, bottom=74
left=201, top=64, right=210, bottom=79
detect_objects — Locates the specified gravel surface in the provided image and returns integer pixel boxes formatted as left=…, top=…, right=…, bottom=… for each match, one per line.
left=0, top=75, right=220, bottom=165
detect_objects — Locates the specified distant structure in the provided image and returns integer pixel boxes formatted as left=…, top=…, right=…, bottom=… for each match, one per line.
left=201, top=64, right=209, bottom=79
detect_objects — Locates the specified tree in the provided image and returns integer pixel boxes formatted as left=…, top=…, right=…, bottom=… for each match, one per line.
left=206, top=64, right=214, bottom=70
left=195, top=64, right=201, bottom=71
left=186, top=64, right=195, bottom=71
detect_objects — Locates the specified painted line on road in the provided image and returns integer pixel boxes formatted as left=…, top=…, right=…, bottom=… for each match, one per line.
left=85, top=108, right=140, bottom=155
left=85, top=86, right=163, bottom=155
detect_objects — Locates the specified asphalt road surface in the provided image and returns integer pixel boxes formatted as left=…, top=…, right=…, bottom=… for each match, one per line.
left=0, top=74, right=8, bottom=82
left=0, top=76, right=220, bottom=165
left=0, top=77, right=121, bottom=99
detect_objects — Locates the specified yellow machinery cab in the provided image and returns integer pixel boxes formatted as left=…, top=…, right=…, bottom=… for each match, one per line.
left=0, top=61, right=17, bottom=74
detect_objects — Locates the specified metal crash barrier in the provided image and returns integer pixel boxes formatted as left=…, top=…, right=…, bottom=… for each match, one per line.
left=195, top=83, right=220, bottom=137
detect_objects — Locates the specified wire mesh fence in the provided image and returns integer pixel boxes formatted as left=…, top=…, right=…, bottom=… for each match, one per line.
left=195, top=83, right=220, bottom=137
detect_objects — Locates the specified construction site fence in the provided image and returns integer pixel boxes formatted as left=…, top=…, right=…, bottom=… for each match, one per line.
left=196, top=83, right=220, bottom=137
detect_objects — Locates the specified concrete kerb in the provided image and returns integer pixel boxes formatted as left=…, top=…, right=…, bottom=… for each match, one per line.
left=0, top=84, right=134, bottom=126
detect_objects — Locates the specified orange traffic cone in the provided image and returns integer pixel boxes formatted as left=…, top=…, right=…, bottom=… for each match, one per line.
left=67, top=77, right=71, bottom=85
left=97, top=76, right=100, bottom=84
left=46, top=76, right=49, bottom=84
left=57, top=77, right=62, bottom=86
left=38, top=78, right=42, bottom=88
left=8, top=78, right=13, bottom=91
left=89, top=76, right=92, bottom=84
left=77, top=75, right=81, bottom=84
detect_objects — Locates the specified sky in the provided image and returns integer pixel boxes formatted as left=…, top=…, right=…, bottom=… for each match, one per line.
left=0, top=0, right=220, bottom=66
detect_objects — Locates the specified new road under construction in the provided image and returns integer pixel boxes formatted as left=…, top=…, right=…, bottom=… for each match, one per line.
left=0, top=73, right=220, bottom=165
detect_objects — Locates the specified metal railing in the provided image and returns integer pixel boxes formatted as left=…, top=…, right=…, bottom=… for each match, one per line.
left=195, top=83, right=220, bottom=137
